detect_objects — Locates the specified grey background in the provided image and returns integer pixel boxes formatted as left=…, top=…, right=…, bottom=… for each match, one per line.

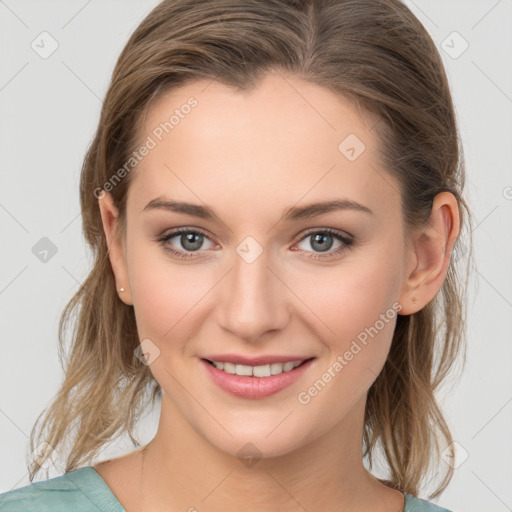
left=1, top=1, right=511, bottom=511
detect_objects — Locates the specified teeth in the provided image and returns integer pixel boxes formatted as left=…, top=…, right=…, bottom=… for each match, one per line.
left=211, top=360, right=304, bottom=377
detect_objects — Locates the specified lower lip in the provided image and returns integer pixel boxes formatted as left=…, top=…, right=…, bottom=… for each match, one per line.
left=200, top=358, right=316, bottom=399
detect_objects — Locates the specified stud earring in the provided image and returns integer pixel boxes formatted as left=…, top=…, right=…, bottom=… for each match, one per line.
left=119, top=287, right=125, bottom=292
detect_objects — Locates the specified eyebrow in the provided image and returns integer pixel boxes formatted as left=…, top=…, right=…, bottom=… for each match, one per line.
left=142, top=197, right=374, bottom=221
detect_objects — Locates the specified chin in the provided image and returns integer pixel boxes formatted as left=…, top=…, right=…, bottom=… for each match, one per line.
left=197, top=420, right=313, bottom=465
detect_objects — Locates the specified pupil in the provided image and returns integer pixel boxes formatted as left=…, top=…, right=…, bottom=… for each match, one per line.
left=312, top=233, right=333, bottom=252
left=182, top=233, right=202, bottom=251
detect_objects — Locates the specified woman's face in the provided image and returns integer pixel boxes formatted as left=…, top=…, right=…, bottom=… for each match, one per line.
left=108, top=72, right=414, bottom=459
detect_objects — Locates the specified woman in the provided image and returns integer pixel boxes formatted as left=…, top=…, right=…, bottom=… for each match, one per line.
left=0, top=0, right=472, bottom=510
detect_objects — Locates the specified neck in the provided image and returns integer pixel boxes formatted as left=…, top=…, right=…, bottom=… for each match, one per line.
left=137, top=393, right=404, bottom=512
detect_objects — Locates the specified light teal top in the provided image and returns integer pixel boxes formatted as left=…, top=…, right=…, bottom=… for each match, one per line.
left=0, top=466, right=454, bottom=511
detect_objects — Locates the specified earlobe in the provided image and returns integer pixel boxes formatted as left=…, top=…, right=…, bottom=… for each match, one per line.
left=98, top=192, right=133, bottom=306
left=398, top=191, right=460, bottom=315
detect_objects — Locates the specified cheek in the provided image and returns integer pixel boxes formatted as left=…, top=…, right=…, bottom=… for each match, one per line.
left=126, top=240, right=213, bottom=342
left=291, top=257, right=401, bottom=417
left=289, top=247, right=402, bottom=362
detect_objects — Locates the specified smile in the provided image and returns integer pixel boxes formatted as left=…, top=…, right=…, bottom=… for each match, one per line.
left=206, top=359, right=306, bottom=377
left=201, top=357, right=316, bottom=399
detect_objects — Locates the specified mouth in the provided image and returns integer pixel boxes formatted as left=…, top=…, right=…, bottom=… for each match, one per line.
left=202, top=357, right=315, bottom=377
left=200, top=357, right=316, bottom=399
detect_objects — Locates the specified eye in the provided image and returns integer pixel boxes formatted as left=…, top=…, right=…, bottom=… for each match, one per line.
left=293, top=228, right=354, bottom=259
left=157, top=227, right=354, bottom=261
left=157, top=227, right=217, bottom=260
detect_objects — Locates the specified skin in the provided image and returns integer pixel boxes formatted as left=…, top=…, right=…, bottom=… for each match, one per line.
left=95, top=71, right=460, bottom=512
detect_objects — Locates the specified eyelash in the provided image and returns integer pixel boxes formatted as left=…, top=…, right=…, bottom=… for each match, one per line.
left=157, top=227, right=354, bottom=261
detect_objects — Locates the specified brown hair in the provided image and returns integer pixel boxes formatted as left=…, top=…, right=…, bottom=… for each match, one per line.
left=28, top=0, right=473, bottom=499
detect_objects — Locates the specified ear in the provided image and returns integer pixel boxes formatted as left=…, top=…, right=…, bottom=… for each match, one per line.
left=98, top=192, right=133, bottom=306
left=397, top=191, right=460, bottom=315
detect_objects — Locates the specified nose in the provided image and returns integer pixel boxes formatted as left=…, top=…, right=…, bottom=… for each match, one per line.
left=215, top=248, right=291, bottom=343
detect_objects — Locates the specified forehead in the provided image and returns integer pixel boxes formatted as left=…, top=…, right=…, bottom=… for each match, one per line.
left=127, top=72, right=401, bottom=223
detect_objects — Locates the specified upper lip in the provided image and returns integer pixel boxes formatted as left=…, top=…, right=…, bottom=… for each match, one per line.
left=202, top=354, right=315, bottom=366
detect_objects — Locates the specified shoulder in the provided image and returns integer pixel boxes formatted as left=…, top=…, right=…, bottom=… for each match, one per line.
left=404, top=492, right=454, bottom=512
left=0, top=467, right=125, bottom=512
